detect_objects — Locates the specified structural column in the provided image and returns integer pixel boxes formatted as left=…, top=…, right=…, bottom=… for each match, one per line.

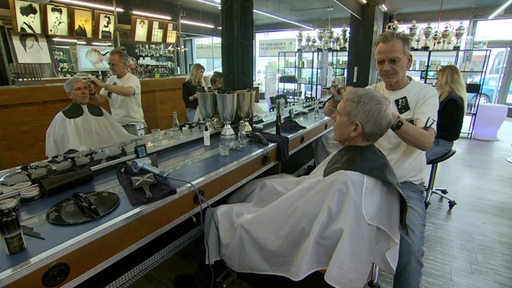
left=346, top=0, right=385, bottom=87
left=221, top=0, right=254, bottom=90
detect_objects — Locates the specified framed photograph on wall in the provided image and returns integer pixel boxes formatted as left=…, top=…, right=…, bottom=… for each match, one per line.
left=165, top=23, right=177, bottom=44
left=9, top=30, right=52, bottom=63
left=132, top=17, right=149, bottom=42
left=10, top=0, right=42, bottom=34
left=45, top=4, right=69, bottom=36
left=72, top=8, right=92, bottom=38
left=96, top=11, right=114, bottom=40
left=150, top=20, right=164, bottom=43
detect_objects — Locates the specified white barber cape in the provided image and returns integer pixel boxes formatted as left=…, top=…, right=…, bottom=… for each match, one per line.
left=206, top=148, right=401, bottom=288
left=46, top=103, right=136, bottom=157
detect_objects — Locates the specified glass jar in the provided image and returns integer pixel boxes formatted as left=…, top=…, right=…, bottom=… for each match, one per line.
left=0, top=198, right=26, bottom=255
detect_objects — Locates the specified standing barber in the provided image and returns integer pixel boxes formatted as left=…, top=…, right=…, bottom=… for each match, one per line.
left=89, top=47, right=146, bottom=136
left=370, top=31, right=438, bottom=288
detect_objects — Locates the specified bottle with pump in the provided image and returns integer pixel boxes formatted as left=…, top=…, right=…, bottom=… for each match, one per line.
left=172, top=111, right=181, bottom=139
left=203, top=125, right=210, bottom=146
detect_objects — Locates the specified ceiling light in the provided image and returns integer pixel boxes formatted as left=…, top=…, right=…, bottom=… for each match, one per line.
left=254, top=9, right=314, bottom=30
left=91, top=42, right=112, bottom=46
left=196, top=0, right=221, bottom=8
left=379, top=4, right=388, bottom=12
left=488, top=0, right=512, bottom=19
left=53, top=0, right=124, bottom=12
left=181, top=19, right=215, bottom=28
left=53, top=38, right=77, bottom=43
left=133, top=10, right=172, bottom=20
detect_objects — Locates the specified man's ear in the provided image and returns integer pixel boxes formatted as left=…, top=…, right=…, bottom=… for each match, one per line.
left=66, top=92, right=72, bottom=99
left=351, top=122, right=363, bottom=137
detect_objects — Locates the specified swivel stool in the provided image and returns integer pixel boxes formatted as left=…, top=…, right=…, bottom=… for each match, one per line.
left=424, top=149, right=457, bottom=210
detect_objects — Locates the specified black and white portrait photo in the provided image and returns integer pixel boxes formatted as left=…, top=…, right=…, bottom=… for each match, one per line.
left=14, top=0, right=42, bottom=34
left=134, top=18, right=148, bottom=42
left=98, top=13, right=114, bottom=39
left=46, top=4, right=68, bottom=36
left=10, top=32, right=51, bottom=63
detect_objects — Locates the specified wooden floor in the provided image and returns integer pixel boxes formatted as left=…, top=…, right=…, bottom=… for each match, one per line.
left=127, top=119, right=512, bottom=288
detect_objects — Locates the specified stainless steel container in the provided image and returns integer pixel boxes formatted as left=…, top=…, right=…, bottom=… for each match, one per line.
left=216, top=93, right=237, bottom=138
left=237, top=91, right=255, bottom=133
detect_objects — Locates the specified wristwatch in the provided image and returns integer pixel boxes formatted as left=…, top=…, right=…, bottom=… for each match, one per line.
left=391, top=117, right=403, bottom=131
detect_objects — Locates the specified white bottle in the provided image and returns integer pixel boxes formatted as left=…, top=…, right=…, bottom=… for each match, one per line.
left=203, top=125, right=210, bottom=146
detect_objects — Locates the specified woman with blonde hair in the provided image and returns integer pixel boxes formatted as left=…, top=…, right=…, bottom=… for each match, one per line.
left=426, top=65, right=466, bottom=162
left=182, top=63, right=206, bottom=122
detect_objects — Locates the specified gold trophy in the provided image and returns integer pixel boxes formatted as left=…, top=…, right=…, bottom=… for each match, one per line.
left=453, top=22, right=466, bottom=50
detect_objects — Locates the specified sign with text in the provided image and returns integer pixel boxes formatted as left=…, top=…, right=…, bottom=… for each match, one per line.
left=259, top=39, right=295, bottom=57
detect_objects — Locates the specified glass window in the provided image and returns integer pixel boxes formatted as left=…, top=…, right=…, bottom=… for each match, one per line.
left=475, top=19, right=512, bottom=41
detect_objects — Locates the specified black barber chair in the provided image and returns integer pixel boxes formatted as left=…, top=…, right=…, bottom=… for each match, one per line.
left=424, top=149, right=457, bottom=210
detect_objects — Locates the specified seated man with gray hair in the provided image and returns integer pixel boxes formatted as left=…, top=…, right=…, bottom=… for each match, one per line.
left=184, top=88, right=407, bottom=288
left=45, top=77, right=136, bottom=157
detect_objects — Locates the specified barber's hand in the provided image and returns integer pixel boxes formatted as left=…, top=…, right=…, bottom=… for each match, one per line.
left=189, top=94, right=197, bottom=101
left=88, top=76, right=102, bottom=87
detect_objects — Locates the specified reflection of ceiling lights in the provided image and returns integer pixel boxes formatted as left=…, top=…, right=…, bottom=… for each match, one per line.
left=488, top=0, right=512, bottom=19
left=196, top=0, right=314, bottom=29
left=254, top=10, right=314, bottom=30
left=133, top=10, right=172, bottom=20
left=181, top=19, right=215, bottom=28
left=53, top=0, right=124, bottom=12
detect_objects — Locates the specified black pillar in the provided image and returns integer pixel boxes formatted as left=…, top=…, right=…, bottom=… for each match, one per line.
left=346, top=0, right=384, bottom=87
left=221, top=0, right=254, bottom=90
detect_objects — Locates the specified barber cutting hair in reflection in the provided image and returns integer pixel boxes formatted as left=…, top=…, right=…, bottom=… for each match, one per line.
left=45, top=77, right=135, bottom=157
left=89, top=47, right=146, bottom=136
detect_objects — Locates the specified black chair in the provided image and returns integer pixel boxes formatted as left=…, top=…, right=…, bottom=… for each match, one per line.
left=424, top=149, right=457, bottom=210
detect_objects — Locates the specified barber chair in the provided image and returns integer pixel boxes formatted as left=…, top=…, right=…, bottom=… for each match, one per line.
left=424, top=149, right=457, bottom=210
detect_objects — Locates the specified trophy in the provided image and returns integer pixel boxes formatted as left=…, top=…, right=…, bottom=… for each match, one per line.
left=441, top=24, right=451, bottom=49
left=408, top=20, right=418, bottom=44
left=236, top=90, right=255, bottom=133
left=317, top=29, right=325, bottom=50
left=305, top=34, right=312, bottom=51
left=197, top=92, right=217, bottom=130
left=216, top=93, right=237, bottom=139
left=432, top=31, right=441, bottom=49
left=453, top=22, right=466, bottom=50
left=297, top=30, right=303, bottom=51
left=325, top=28, right=334, bottom=50
left=422, top=23, right=434, bottom=50
left=341, top=25, right=348, bottom=51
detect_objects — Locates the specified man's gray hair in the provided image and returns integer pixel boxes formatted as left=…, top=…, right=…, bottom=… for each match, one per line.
left=342, top=88, right=393, bottom=142
left=64, top=77, right=84, bottom=93
left=110, top=47, right=128, bottom=63
left=374, top=30, right=411, bottom=56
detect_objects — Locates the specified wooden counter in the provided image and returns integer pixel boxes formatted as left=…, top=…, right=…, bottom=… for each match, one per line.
left=0, top=77, right=186, bottom=169
left=0, top=115, right=332, bottom=287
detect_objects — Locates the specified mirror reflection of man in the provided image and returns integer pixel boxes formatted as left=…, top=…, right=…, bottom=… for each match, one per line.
left=45, top=77, right=135, bottom=157
left=89, top=48, right=146, bottom=136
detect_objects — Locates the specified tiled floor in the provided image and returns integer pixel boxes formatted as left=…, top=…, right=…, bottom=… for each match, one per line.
left=125, top=119, right=512, bottom=288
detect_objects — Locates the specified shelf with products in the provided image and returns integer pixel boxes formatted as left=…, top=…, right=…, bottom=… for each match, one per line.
left=410, top=49, right=491, bottom=138
left=277, top=50, right=348, bottom=101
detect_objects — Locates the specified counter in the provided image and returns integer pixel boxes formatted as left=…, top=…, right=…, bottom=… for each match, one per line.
left=0, top=77, right=186, bottom=170
left=0, top=114, right=333, bottom=287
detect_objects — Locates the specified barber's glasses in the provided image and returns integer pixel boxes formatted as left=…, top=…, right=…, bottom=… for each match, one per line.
left=376, top=56, right=407, bottom=66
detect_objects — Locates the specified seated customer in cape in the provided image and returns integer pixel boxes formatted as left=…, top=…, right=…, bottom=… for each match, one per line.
left=45, top=77, right=136, bottom=157
left=195, top=88, right=407, bottom=288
